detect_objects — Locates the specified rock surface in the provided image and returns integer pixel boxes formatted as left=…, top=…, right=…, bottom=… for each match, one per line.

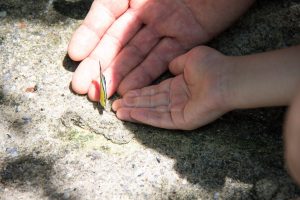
left=0, top=0, right=300, bottom=199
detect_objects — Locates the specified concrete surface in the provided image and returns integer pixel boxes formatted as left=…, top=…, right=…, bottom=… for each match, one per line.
left=0, top=0, right=300, bottom=199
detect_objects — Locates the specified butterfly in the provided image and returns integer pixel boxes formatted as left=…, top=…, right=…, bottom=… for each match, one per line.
left=99, top=61, right=107, bottom=108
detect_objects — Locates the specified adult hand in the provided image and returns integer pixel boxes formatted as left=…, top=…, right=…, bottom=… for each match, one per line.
left=68, top=0, right=254, bottom=100
left=112, top=46, right=231, bottom=130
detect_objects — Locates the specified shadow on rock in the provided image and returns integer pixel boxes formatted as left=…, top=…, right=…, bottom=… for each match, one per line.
left=0, top=155, right=77, bottom=199
left=124, top=108, right=300, bottom=197
left=53, top=0, right=92, bottom=20
left=0, top=0, right=91, bottom=22
left=63, top=54, right=80, bottom=73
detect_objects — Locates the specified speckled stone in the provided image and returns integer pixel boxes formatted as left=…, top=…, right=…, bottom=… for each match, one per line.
left=0, top=0, right=300, bottom=199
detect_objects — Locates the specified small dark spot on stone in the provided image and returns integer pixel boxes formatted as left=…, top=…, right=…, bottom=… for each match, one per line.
left=0, top=92, right=4, bottom=104
left=0, top=36, right=4, bottom=45
left=156, top=157, right=161, bottom=163
left=137, top=173, right=144, bottom=177
left=22, top=117, right=32, bottom=124
left=1, top=170, right=13, bottom=182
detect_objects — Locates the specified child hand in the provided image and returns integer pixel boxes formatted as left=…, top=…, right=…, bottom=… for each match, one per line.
left=285, top=90, right=300, bottom=185
left=112, top=46, right=231, bottom=130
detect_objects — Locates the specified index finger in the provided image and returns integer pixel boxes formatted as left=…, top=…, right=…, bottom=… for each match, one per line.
left=68, top=0, right=129, bottom=61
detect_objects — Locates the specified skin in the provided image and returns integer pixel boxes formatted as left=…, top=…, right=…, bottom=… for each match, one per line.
left=113, top=45, right=300, bottom=130
left=112, top=45, right=300, bottom=186
left=113, top=46, right=230, bottom=130
left=113, top=44, right=300, bottom=185
left=68, top=0, right=255, bottom=100
left=68, top=0, right=300, bottom=186
left=285, top=90, right=300, bottom=185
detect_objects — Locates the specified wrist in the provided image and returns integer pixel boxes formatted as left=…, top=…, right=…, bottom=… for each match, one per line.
left=214, top=56, right=239, bottom=112
left=223, top=46, right=300, bottom=110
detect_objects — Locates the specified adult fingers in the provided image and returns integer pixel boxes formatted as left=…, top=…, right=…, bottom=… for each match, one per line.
left=88, top=8, right=143, bottom=69
left=87, top=61, right=171, bottom=102
left=103, top=26, right=161, bottom=97
left=88, top=78, right=100, bottom=102
left=72, top=57, right=99, bottom=94
left=117, top=38, right=184, bottom=95
left=68, top=0, right=129, bottom=61
left=71, top=8, right=143, bottom=95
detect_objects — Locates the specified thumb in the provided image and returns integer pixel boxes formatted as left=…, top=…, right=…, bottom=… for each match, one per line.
left=169, top=52, right=188, bottom=75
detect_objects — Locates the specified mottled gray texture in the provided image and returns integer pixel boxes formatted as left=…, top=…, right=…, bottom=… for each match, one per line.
left=0, top=0, right=300, bottom=199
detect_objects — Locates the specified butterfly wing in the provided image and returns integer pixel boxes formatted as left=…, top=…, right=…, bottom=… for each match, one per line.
left=99, top=61, right=107, bottom=108
left=99, top=74, right=107, bottom=108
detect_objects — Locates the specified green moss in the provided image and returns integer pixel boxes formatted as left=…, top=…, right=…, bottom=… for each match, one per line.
left=68, top=129, right=94, bottom=143
left=60, top=128, right=95, bottom=148
left=59, top=127, right=123, bottom=154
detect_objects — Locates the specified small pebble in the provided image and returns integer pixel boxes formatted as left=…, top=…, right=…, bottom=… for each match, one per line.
left=22, top=116, right=32, bottom=124
left=6, top=147, right=18, bottom=157
left=86, top=151, right=102, bottom=160
left=62, top=188, right=75, bottom=199
left=15, top=105, right=20, bottom=113
left=25, top=85, right=38, bottom=93
left=0, top=11, right=7, bottom=18
left=3, top=72, right=11, bottom=81
left=63, top=192, right=70, bottom=199
left=214, top=192, right=220, bottom=200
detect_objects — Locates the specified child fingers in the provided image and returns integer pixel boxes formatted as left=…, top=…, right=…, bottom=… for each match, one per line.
left=124, top=80, right=171, bottom=98
left=115, top=108, right=139, bottom=123
left=113, top=92, right=170, bottom=111
left=130, top=108, right=176, bottom=129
